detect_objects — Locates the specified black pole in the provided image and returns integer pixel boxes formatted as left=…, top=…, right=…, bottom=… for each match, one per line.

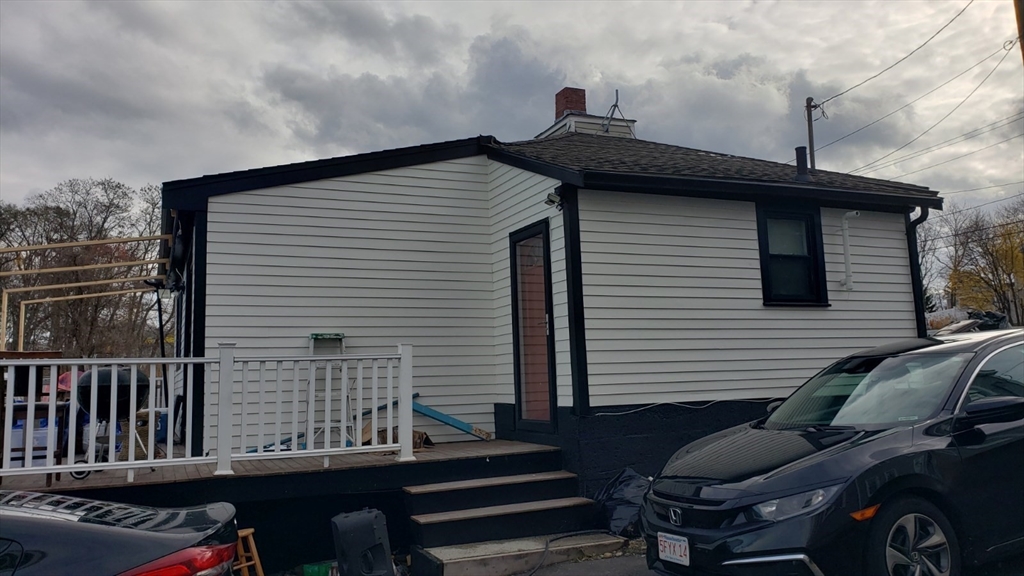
left=805, top=97, right=817, bottom=170
left=906, top=207, right=930, bottom=338
left=145, top=279, right=170, bottom=409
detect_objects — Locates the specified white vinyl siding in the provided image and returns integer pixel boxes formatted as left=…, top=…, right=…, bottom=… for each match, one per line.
left=577, top=189, right=916, bottom=406
left=204, top=157, right=494, bottom=448
left=201, top=157, right=571, bottom=453
left=488, top=161, right=571, bottom=409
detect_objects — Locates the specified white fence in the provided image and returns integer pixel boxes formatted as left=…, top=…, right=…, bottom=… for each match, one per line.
left=0, top=343, right=414, bottom=483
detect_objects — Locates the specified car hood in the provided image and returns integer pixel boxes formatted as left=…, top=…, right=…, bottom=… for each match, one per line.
left=652, top=422, right=911, bottom=500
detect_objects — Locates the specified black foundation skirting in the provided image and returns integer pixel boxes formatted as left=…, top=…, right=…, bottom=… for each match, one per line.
left=494, top=400, right=771, bottom=496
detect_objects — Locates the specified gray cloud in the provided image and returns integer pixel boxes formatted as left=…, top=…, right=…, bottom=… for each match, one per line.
left=275, top=2, right=461, bottom=67
left=0, top=0, right=1020, bottom=210
left=260, top=30, right=565, bottom=153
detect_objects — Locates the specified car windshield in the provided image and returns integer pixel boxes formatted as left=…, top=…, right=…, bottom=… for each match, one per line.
left=764, top=352, right=973, bottom=430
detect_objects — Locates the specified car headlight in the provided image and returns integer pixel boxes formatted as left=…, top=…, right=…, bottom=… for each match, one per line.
left=749, top=485, right=842, bottom=522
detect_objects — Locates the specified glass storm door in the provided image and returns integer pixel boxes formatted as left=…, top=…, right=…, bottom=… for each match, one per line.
left=510, top=221, right=556, bottom=431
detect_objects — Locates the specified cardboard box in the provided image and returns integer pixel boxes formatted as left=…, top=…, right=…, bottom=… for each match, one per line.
left=360, top=422, right=434, bottom=450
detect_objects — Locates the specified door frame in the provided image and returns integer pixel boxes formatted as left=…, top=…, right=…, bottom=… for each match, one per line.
left=509, top=219, right=558, bottom=433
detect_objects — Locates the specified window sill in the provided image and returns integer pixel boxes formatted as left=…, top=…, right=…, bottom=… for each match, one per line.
left=763, top=301, right=832, bottom=308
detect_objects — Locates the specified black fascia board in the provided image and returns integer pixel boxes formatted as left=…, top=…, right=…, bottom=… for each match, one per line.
left=578, top=171, right=944, bottom=211
left=483, top=147, right=584, bottom=187
left=162, top=136, right=490, bottom=210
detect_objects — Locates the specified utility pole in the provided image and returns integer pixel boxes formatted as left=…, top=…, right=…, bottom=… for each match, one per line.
left=805, top=97, right=817, bottom=170
left=1015, top=0, right=1024, bottom=67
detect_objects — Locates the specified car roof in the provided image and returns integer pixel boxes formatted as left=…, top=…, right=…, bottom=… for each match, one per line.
left=850, top=329, right=1023, bottom=358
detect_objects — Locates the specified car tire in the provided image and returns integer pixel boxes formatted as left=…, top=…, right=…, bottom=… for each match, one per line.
left=70, top=459, right=91, bottom=480
left=865, top=495, right=961, bottom=576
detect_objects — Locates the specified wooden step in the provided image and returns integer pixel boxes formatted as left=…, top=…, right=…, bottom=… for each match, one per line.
left=404, top=471, right=576, bottom=495
left=412, top=497, right=592, bottom=525
left=409, top=498, right=597, bottom=548
left=403, top=471, right=579, bottom=516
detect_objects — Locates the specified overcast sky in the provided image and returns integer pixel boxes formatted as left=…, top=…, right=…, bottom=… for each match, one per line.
left=1, top=0, right=1021, bottom=213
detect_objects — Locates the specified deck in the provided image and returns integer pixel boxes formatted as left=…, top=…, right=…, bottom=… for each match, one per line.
left=0, top=440, right=559, bottom=494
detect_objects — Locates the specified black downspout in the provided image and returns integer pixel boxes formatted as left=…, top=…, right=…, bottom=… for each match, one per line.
left=907, top=207, right=930, bottom=338
left=559, top=184, right=590, bottom=416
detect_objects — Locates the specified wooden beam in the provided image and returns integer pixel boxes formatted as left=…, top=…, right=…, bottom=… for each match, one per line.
left=18, top=301, right=25, bottom=353
left=0, top=234, right=170, bottom=254
left=15, top=288, right=153, bottom=352
left=21, top=288, right=152, bottom=306
left=0, top=258, right=168, bottom=278
left=1, top=291, right=7, bottom=352
left=3, top=275, right=162, bottom=295
left=2, top=275, right=162, bottom=351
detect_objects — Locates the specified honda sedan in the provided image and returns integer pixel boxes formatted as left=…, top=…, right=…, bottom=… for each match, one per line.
left=642, top=329, right=1024, bottom=576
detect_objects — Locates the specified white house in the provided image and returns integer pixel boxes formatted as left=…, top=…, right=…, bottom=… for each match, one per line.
left=161, top=87, right=941, bottom=486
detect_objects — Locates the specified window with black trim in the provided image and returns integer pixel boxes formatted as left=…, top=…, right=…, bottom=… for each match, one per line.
left=756, top=206, right=828, bottom=306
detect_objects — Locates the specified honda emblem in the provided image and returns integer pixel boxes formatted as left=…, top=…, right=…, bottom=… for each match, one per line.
left=669, top=507, right=682, bottom=526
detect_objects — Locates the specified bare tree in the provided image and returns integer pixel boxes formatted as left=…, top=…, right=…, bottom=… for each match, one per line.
left=1, top=179, right=167, bottom=356
left=931, top=194, right=1024, bottom=325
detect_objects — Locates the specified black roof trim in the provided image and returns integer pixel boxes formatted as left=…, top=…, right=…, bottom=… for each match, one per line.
left=162, top=132, right=942, bottom=213
left=163, top=136, right=490, bottom=211
left=579, top=170, right=945, bottom=210
left=483, top=147, right=582, bottom=186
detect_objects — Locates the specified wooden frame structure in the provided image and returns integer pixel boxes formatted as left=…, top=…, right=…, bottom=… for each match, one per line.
left=0, top=235, right=169, bottom=352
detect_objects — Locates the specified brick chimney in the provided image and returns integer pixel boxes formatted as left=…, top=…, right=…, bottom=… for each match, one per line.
left=537, top=87, right=636, bottom=139
left=555, top=87, right=587, bottom=120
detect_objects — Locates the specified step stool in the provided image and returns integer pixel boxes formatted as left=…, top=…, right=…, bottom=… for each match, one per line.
left=234, top=527, right=264, bottom=576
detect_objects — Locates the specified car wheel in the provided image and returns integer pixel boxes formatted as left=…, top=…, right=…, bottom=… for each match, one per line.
left=70, top=459, right=91, bottom=480
left=865, top=496, right=960, bottom=576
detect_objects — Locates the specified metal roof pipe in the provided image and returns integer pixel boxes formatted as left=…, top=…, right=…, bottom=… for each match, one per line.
left=795, top=147, right=811, bottom=182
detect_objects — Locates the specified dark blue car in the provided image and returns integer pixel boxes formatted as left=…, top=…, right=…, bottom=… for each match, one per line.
left=0, top=491, right=237, bottom=576
left=642, top=329, right=1024, bottom=576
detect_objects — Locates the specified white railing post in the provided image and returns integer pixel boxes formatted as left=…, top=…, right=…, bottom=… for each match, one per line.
left=397, top=343, right=415, bottom=462
left=214, top=343, right=236, bottom=475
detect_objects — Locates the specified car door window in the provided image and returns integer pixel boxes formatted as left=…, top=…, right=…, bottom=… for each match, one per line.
left=965, top=344, right=1024, bottom=404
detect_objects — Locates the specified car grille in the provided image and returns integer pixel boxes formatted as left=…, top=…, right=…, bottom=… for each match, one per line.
left=647, top=495, right=735, bottom=530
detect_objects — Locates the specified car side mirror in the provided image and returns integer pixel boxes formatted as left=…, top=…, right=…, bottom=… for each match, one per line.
left=767, top=400, right=783, bottom=414
left=960, top=396, right=1024, bottom=428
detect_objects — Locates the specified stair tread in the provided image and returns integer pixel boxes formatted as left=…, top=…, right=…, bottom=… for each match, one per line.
left=411, top=497, right=593, bottom=525
left=424, top=532, right=625, bottom=562
left=404, top=471, right=576, bottom=495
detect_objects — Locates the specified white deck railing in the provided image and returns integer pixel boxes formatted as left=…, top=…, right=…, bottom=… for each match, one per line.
left=0, top=343, right=414, bottom=483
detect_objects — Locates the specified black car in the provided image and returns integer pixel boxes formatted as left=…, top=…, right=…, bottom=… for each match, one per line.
left=642, top=329, right=1024, bottom=576
left=0, top=490, right=237, bottom=576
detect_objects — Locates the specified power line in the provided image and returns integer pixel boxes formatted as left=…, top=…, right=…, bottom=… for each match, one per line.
left=851, top=38, right=1019, bottom=174
left=931, top=219, right=1024, bottom=242
left=782, top=45, right=1011, bottom=164
left=856, top=112, right=1024, bottom=175
left=889, top=132, right=1024, bottom=179
left=817, top=0, right=975, bottom=107
left=942, top=181, right=1024, bottom=195
left=803, top=45, right=1011, bottom=161
left=932, top=193, right=1022, bottom=221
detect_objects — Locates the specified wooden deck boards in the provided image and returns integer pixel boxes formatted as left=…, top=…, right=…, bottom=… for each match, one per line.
left=0, top=440, right=557, bottom=494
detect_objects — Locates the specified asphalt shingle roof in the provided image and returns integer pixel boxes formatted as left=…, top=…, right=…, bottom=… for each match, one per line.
left=492, top=132, right=937, bottom=199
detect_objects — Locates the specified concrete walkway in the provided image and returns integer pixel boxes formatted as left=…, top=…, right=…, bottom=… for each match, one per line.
left=514, top=554, right=647, bottom=576
left=517, top=552, right=1024, bottom=576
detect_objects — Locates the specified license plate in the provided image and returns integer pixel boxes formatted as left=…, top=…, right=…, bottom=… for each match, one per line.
left=657, top=532, right=690, bottom=566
